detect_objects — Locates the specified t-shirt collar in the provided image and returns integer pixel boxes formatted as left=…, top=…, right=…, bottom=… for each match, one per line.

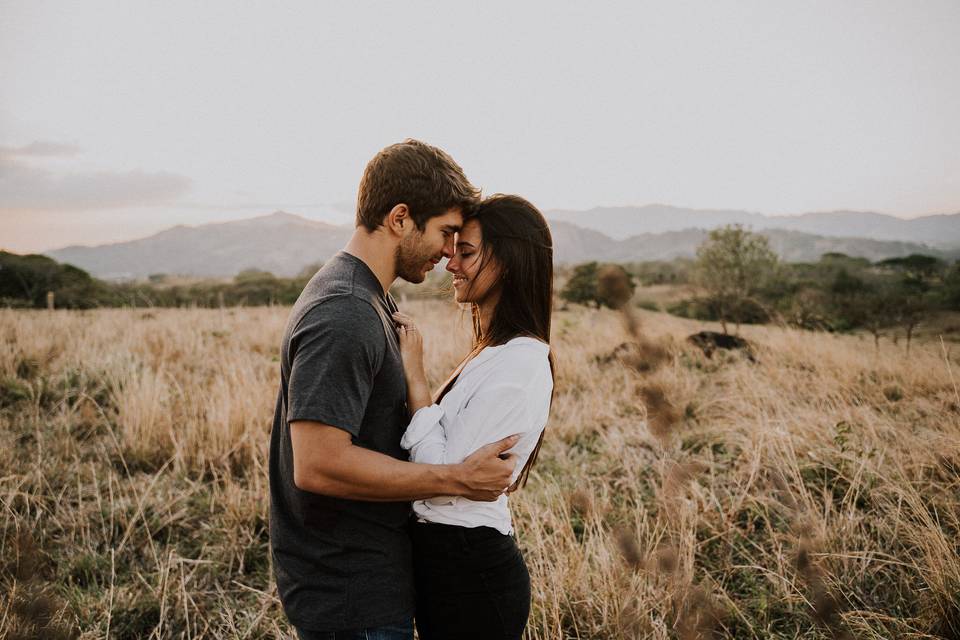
left=337, top=250, right=386, bottom=297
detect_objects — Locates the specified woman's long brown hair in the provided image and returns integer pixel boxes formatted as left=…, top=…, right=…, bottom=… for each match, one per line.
left=457, top=194, right=555, bottom=491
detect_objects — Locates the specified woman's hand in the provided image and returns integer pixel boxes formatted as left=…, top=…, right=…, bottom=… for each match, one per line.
left=392, top=311, right=425, bottom=376
left=392, top=312, right=431, bottom=414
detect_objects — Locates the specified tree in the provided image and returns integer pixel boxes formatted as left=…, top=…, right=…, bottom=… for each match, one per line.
left=297, top=262, right=324, bottom=279
left=877, top=255, right=945, bottom=353
left=943, top=261, right=960, bottom=311
left=877, top=254, right=945, bottom=281
left=561, top=262, right=601, bottom=308
left=232, top=270, right=281, bottom=306
left=595, top=264, right=636, bottom=309
left=785, top=287, right=831, bottom=331
left=694, top=225, right=779, bottom=334
left=0, top=252, right=106, bottom=308
left=560, top=262, right=636, bottom=309
left=826, top=269, right=898, bottom=350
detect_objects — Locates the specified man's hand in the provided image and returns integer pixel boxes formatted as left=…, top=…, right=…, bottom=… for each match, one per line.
left=455, top=434, right=521, bottom=501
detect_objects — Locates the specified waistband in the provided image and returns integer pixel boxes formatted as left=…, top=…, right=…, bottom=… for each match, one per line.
left=411, top=519, right=515, bottom=540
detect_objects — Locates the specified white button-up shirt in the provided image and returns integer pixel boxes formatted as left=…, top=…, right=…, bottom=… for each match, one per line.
left=400, top=336, right=553, bottom=535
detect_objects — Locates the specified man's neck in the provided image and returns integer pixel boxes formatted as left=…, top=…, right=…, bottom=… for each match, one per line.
left=343, top=227, right=398, bottom=295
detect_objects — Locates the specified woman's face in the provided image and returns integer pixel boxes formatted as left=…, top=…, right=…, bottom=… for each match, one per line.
left=446, top=219, right=502, bottom=305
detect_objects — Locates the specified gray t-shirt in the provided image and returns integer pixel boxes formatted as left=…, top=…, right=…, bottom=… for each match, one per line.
left=269, top=251, right=412, bottom=632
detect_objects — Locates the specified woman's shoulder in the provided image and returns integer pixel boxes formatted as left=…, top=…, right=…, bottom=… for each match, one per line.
left=503, top=335, right=549, bottom=349
left=479, top=337, right=551, bottom=383
left=491, top=336, right=549, bottom=360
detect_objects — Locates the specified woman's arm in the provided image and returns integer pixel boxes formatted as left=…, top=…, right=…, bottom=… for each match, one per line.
left=393, top=312, right=432, bottom=413
left=401, top=383, right=530, bottom=466
left=392, top=312, right=538, bottom=469
left=393, top=311, right=449, bottom=463
left=400, top=404, right=450, bottom=463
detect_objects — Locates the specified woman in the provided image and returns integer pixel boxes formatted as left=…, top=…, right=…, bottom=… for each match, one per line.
left=391, top=194, right=555, bottom=640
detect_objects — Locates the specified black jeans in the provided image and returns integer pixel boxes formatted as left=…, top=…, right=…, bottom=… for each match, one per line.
left=411, top=520, right=531, bottom=640
left=295, top=618, right=413, bottom=640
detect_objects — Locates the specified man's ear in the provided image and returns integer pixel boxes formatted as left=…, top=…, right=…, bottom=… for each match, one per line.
left=385, top=204, right=410, bottom=236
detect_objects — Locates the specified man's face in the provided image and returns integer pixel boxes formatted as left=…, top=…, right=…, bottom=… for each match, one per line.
left=395, top=207, right=463, bottom=284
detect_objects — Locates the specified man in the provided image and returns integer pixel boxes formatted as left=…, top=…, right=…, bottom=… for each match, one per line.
left=269, top=139, right=520, bottom=639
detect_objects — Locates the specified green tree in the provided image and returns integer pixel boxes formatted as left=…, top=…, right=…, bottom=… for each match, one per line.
left=826, top=269, right=898, bottom=349
left=297, top=262, right=324, bottom=279
left=943, top=261, right=960, bottom=311
left=694, top=225, right=779, bottom=334
left=231, top=270, right=281, bottom=306
left=877, top=254, right=945, bottom=352
left=877, top=254, right=946, bottom=281
left=0, top=252, right=107, bottom=308
left=561, top=262, right=601, bottom=308
left=560, top=262, right=636, bottom=309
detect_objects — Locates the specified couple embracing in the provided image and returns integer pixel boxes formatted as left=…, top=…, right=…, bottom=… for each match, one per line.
left=269, top=139, right=555, bottom=639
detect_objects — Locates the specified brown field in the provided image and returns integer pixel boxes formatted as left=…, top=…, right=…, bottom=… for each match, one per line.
left=2, top=301, right=959, bottom=639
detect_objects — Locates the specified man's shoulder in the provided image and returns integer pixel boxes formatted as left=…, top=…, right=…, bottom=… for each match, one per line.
left=299, top=254, right=384, bottom=306
left=301, top=255, right=359, bottom=297
left=293, top=294, right=383, bottom=337
left=283, top=254, right=391, bottom=350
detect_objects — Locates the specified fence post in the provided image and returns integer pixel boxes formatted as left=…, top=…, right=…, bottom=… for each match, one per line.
left=46, top=291, right=55, bottom=310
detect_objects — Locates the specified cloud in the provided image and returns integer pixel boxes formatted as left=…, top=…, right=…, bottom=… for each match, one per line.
left=0, top=140, right=192, bottom=211
left=0, top=141, right=83, bottom=157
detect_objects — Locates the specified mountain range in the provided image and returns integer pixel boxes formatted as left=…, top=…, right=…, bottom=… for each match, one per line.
left=44, top=208, right=959, bottom=279
left=549, top=205, right=960, bottom=246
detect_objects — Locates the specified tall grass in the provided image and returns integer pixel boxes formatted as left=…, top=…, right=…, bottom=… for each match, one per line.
left=1, top=302, right=958, bottom=638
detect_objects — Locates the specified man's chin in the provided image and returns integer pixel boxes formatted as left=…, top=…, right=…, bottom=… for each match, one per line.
left=398, top=271, right=427, bottom=285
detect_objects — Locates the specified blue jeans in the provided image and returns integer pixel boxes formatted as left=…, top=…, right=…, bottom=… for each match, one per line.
left=295, top=618, right=413, bottom=640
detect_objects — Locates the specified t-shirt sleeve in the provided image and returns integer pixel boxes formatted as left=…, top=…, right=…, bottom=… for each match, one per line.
left=286, top=296, right=386, bottom=437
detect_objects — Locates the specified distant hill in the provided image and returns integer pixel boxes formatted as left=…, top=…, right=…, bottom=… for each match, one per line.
left=46, top=210, right=953, bottom=279
left=553, top=226, right=948, bottom=264
left=547, top=204, right=960, bottom=247
left=47, top=212, right=353, bottom=279
left=610, top=228, right=950, bottom=263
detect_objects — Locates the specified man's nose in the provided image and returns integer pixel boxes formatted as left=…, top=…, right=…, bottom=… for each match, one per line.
left=441, top=237, right=455, bottom=259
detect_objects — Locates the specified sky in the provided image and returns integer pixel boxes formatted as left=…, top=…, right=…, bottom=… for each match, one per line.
left=2, top=0, right=959, bottom=253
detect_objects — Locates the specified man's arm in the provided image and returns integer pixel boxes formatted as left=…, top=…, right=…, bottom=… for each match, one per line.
left=291, top=421, right=519, bottom=502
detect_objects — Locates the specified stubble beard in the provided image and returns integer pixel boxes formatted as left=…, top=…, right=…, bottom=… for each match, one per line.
left=395, top=232, right=432, bottom=284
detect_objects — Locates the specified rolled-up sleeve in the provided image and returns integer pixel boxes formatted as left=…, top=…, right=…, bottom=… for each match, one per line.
left=400, top=384, right=529, bottom=464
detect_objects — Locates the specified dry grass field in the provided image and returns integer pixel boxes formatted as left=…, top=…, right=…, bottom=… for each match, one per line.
left=2, top=301, right=959, bottom=639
